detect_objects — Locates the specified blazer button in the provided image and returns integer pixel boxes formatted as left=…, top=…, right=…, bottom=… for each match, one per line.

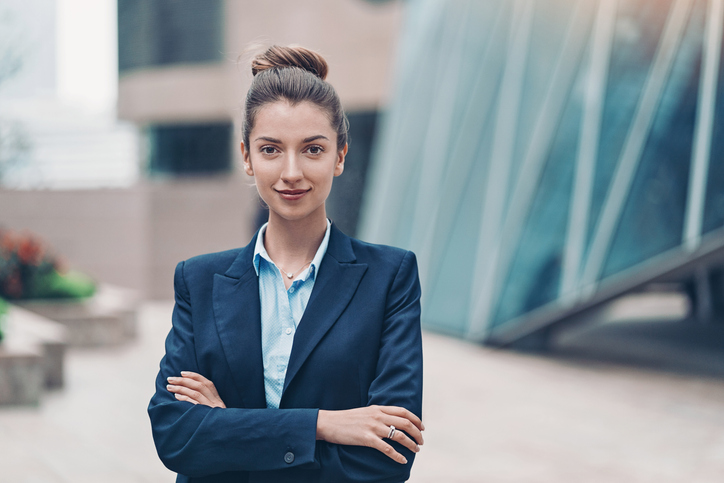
left=284, top=452, right=295, bottom=464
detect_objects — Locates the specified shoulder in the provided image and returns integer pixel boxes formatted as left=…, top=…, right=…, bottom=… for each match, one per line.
left=328, top=224, right=415, bottom=270
left=348, top=237, right=414, bottom=268
left=174, top=247, right=247, bottom=294
left=180, top=248, right=244, bottom=275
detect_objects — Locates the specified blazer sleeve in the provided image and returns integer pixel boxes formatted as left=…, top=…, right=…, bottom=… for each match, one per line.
left=147, top=261, right=320, bottom=478
left=315, top=250, right=423, bottom=483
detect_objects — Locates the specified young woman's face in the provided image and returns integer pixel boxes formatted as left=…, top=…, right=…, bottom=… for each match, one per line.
left=242, top=100, right=346, bottom=225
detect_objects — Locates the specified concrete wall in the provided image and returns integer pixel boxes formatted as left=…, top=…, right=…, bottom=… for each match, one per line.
left=146, top=174, right=256, bottom=299
left=117, top=0, right=404, bottom=123
left=0, top=188, right=148, bottom=293
left=0, top=174, right=256, bottom=299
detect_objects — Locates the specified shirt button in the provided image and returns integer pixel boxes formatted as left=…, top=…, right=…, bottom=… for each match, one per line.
left=289, top=286, right=295, bottom=293
left=285, top=328, right=292, bottom=335
left=284, top=451, right=295, bottom=464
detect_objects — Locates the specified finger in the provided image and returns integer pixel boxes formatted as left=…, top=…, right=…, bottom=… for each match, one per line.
left=371, top=438, right=408, bottom=465
left=387, top=415, right=424, bottom=445
left=387, top=425, right=421, bottom=454
left=167, top=384, right=212, bottom=406
left=179, top=371, right=207, bottom=382
left=174, top=393, right=199, bottom=405
left=381, top=406, right=425, bottom=431
left=168, top=376, right=219, bottom=399
left=173, top=373, right=222, bottom=399
left=168, top=376, right=205, bottom=392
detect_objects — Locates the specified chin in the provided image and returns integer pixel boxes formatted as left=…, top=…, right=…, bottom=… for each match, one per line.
left=269, top=208, right=310, bottom=221
left=271, top=205, right=326, bottom=224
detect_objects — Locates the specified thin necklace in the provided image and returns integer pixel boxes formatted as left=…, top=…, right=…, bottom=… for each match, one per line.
left=279, top=260, right=313, bottom=279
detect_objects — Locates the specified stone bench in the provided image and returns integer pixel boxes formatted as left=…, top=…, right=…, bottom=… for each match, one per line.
left=16, top=284, right=139, bottom=347
left=0, top=306, right=69, bottom=405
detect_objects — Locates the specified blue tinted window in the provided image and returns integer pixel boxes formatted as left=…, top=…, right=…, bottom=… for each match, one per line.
left=119, top=0, right=223, bottom=72
left=587, top=0, right=674, bottom=261
left=703, top=24, right=724, bottom=235
left=148, top=123, right=232, bottom=175
left=602, top=1, right=704, bottom=277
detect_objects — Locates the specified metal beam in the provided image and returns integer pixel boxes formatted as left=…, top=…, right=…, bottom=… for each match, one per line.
left=358, top=0, right=447, bottom=244
left=684, top=0, right=723, bottom=252
left=468, top=0, right=595, bottom=341
left=408, top=3, right=472, bottom=254
left=416, top=1, right=509, bottom=295
left=580, top=0, right=694, bottom=292
left=560, top=0, right=618, bottom=302
left=477, top=0, right=535, bottom=256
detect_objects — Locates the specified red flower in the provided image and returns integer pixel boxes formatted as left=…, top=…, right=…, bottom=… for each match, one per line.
left=0, top=231, right=16, bottom=254
left=17, top=236, right=45, bottom=265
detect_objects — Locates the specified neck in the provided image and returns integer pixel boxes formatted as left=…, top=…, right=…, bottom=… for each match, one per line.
left=263, top=209, right=328, bottom=269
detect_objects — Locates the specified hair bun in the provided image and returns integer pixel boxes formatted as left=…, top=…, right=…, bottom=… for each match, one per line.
left=251, top=45, right=329, bottom=80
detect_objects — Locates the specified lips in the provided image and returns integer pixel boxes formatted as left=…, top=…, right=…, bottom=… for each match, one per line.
left=276, top=188, right=310, bottom=201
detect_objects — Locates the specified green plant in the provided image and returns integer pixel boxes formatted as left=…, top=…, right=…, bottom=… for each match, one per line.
left=0, top=228, right=95, bottom=300
left=0, top=297, right=8, bottom=341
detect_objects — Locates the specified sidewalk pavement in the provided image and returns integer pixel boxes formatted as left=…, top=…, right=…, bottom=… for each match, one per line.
left=1, top=300, right=723, bottom=482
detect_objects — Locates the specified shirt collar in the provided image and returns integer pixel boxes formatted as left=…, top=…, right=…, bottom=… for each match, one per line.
left=253, top=219, right=332, bottom=282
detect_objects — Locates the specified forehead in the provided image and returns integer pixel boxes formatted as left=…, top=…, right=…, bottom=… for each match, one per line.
left=252, top=101, right=334, bottom=140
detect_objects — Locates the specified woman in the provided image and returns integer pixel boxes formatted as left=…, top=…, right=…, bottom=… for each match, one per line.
left=148, top=45, right=424, bottom=483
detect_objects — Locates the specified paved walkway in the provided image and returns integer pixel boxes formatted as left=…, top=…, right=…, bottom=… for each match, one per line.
left=1, top=300, right=723, bottom=482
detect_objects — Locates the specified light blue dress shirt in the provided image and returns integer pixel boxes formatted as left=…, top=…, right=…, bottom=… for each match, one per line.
left=253, top=219, right=331, bottom=409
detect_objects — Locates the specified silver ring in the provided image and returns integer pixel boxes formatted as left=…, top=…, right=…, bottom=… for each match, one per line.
left=387, top=425, right=396, bottom=439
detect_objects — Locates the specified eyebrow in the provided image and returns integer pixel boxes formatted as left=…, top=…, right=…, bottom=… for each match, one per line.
left=253, top=135, right=329, bottom=144
left=254, top=136, right=282, bottom=143
left=302, top=135, right=329, bottom=143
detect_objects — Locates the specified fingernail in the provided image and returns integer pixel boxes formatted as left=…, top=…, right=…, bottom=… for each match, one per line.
left=415, top=444, right=420, bottom=452
left=401, top=457, right=408, bottom=464
left=167, top=376, right=176, bottom=382
left=180, top=371, right=190, bottom=376
left=421, top=423, right=426, bottom=431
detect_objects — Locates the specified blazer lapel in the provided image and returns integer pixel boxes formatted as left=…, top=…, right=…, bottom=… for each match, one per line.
left=283, top=224, right=367, bottom=395
left=212, top=233, right=267, bottom=409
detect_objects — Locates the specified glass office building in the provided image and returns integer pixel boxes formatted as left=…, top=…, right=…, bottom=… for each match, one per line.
left=360, top=0, right=724, bottom=344
left=119, top=0, right=231, bottom=175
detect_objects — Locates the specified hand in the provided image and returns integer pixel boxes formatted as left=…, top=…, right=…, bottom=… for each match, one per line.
left=166, top=371, right=227, bottom=408
left=316, top=405, right=425, bottom=464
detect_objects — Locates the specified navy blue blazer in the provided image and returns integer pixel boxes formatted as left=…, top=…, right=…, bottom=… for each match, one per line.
left=148, top=223, right=423, bottom=483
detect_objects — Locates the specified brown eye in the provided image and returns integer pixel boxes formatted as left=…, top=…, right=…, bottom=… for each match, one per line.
left=306, top=145, right=323, bottom=155
left=261, top=146, right=277, bottom=155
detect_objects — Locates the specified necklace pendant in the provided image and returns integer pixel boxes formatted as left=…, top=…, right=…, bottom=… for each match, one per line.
left=286, top=272, right=293, bottom=279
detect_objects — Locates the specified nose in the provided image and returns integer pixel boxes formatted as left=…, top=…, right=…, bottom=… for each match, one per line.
left=280, top=152, right=303, bottom=184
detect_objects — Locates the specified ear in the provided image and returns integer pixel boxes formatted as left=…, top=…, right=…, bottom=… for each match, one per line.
left=241, top=142, right=254, bottom=176
left=334, top=144, right=347, bottom=177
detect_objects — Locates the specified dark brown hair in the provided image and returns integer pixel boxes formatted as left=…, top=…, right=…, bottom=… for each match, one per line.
left=243, top=45, right=348, bottom=151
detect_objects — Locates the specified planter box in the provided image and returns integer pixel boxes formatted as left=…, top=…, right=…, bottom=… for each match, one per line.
left=6, top=307, right=68, bottom=389
left=0, top=306, right=69, bottom=405
left=16, top=284, right=139, bottom=347
left=0, top=342, right=43, bottom=405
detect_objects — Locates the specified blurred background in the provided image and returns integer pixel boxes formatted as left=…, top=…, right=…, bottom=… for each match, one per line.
left=1, top=0, right=724, bottom=481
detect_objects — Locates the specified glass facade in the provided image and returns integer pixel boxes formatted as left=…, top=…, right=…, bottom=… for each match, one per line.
left=360, top=0, right=724, bottom=342
left=118, top=0, right=224, bottom=73
left=704, top=19, right=724, bottom=235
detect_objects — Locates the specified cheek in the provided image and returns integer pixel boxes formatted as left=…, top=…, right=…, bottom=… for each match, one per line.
left=247, top=160, right=277, bottom=183
left=313, top=168, right=337, bottom=190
